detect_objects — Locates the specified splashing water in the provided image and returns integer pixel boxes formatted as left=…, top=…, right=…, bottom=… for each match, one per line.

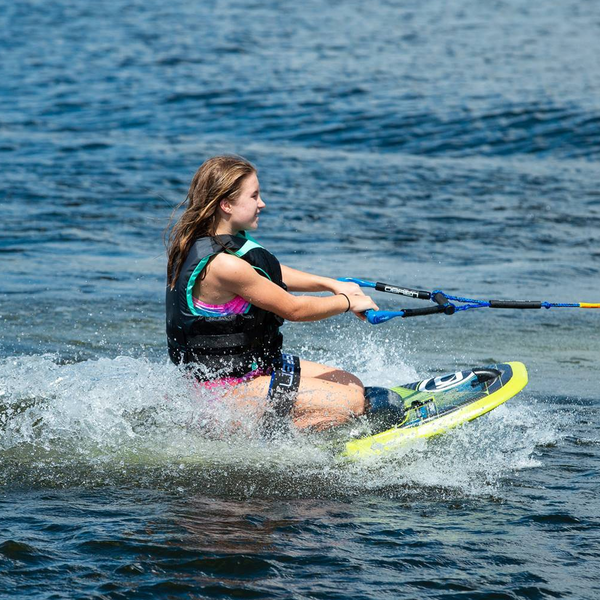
left=0, top=353, right=561, bottom=499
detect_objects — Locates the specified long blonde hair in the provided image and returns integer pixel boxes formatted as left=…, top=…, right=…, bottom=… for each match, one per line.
left=166, top=155, right=257, bottom=288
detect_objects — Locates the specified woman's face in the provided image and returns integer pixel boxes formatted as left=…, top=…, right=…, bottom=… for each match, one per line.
left=225, top=172, right=265, bottom=232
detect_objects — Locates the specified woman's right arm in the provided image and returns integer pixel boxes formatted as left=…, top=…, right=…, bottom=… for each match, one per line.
left=212, top=254, right=379, bottom=322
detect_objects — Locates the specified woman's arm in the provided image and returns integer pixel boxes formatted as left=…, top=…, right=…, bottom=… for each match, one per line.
left=281, top=265, right=366, bottom=297
left=213, top=255, right=378, bottom=322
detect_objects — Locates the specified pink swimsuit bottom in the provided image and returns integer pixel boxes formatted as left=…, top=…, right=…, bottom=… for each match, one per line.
left=192, top=294, right=266, bottom=387
left=197, top=368, right=270, bottom=389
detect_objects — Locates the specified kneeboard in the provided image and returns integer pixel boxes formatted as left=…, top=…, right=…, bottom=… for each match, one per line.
left=343, top=361, right=528, bottom=458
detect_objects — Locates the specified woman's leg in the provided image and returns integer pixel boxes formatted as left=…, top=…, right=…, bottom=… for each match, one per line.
left=292, top=375, right=365, bottom=430
left=299, top=359, right=365, bottom=391
left=220, top=364, right=366, bottom=432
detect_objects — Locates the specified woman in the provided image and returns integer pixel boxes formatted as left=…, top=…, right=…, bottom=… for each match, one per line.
left=166, top=155, right=387, bottom=432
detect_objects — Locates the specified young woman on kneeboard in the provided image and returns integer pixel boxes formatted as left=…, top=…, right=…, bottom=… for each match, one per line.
left=166, top=155, right=390, bottom=432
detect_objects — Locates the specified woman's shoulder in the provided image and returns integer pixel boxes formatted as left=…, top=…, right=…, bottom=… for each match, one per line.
left=210, top=251, right=253, bottom=275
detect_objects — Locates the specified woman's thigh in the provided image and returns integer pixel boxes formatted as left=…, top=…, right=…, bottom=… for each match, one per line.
left=293, top=375, right=365, bottom=430
left=219, top=370, right=365, bottom=431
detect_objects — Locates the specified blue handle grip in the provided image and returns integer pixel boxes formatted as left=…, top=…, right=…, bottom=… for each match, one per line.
left=337, top=277, right=377, bottom=288
left=365, top=309, right=405, bottom=324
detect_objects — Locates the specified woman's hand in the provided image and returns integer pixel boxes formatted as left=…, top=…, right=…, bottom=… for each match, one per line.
left=331, top=280, right=378, bottom=320
left=330, top=280, right=366, bottom=297
left=345, top=293, right=379, bottom=321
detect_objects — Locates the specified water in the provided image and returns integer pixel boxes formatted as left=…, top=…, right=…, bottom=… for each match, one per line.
left=2, top=0, right=600, bottom=597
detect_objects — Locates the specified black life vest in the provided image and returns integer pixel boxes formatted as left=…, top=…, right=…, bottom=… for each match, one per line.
left=166, top=232, right=285, bottom=379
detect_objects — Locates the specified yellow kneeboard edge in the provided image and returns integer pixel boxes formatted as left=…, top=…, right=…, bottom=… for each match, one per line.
left=342, top=361, right=528, bottom=459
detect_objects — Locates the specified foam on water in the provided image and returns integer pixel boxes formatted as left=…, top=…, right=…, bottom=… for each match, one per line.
left=0, top=352, right=564, bottom=500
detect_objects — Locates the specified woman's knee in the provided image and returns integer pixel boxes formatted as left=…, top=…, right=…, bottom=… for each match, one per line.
left=344, top=384, right=366, bottom=415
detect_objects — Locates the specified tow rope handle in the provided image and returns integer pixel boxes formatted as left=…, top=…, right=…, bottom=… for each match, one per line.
left=338, top=278, right=600, bottom=325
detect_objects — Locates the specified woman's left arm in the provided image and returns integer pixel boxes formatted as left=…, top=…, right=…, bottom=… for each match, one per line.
left=281, top=265, right=366, bottom=296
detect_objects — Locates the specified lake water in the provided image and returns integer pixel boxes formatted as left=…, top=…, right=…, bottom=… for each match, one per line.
left=1, top=0, right=600, bottom=598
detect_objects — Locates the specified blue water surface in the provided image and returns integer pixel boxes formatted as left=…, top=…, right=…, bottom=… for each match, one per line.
left=1, top=0, right=600, bottom=598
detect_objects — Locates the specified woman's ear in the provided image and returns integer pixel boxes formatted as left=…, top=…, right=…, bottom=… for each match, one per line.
left=219, top=199, right=232, bottom=214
